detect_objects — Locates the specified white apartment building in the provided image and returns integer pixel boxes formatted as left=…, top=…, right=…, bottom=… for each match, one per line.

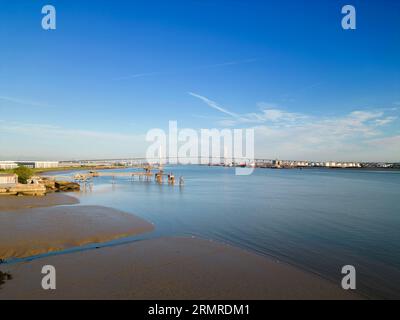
left=0, top=161, right=18, bottom=170
left=14, top=161, right=59, bottom=169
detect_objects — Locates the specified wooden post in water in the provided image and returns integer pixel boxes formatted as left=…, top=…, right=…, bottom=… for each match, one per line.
left=155, top=171, right=163, bottom=184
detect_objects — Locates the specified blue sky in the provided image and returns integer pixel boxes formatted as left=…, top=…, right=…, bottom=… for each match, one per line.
left=0, top=0, right=399, bottom=161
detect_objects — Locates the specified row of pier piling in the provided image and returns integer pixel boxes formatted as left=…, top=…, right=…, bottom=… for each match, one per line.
left=74, top=167, right=184, bottom=186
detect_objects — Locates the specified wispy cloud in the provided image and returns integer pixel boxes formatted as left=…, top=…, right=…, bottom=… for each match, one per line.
left=0, top=121, right=147, bottom=160
left=188, top=92, right=238, bottom=118
left=375, top=116, right=397, bottom=126
left=113, top=72, right=161, bottom=81
left=0, top=95, right=48, bottom=108
left=251, top=110, right=399, bottom=161
left=0, top=121, right=142, bottom=141
left=194, top=58, right=257, bottom=70
left=189, top=92, right=307, bottom=125
left=114, top=58, right=257, bottom=81
left=189, top=92, right=400, bottom=161
left=367, top=135, right=400, bottom=147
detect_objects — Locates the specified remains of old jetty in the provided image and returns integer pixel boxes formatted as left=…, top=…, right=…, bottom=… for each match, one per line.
left=73, top=166, right=179, bottom=185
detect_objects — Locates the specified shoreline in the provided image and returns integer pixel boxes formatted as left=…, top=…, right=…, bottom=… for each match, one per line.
left=0, top=236, right=363, bottom=300
left=0, top=188, right=366, bottom=300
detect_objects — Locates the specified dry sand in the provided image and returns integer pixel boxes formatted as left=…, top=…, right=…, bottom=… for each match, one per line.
left=0, top=205, right=154, bottom=260
left=0, top=237, right=363, bottom=300
left=0, top=193, right=79, bottom=211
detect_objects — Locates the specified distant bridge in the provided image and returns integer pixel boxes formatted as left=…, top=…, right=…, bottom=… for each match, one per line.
left=60, top=157, right=277, bottom=164
left=59, top=157, right=363, bottom=169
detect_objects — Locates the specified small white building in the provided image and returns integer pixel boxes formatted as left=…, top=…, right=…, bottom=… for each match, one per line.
left=0, top=173, right=18, bottom=185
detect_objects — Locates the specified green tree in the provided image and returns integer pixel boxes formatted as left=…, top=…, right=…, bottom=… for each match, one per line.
left=13, top=166, right=34, bottom=184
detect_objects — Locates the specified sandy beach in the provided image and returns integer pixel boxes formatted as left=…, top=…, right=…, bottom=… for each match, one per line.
left=0, top=195, right=154, bottom=260
left=0, top=237, right=362, bottom=300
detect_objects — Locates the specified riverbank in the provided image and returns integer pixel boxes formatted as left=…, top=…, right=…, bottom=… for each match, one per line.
left=0, top=237, right=362, bottom=300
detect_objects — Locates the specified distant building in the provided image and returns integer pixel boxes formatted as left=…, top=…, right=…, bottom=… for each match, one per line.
left=59, top=162, right=82, bottom=167
left=272, top=159, right=283, bottom=168
left=15, top=161, right=59, bottom=169
left=0, top=173, right=18, bottom=185
left=0, top=161, right=18, bottom=170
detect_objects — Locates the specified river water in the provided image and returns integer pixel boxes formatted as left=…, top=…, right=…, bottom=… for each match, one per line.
left=64, top=166, right=400, bottom=299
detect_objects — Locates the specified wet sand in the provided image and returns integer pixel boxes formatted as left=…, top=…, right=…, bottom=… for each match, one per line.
left=0, top=192, right=363, bottom=299
left=0, top=205, right=154, bottom=260
left=0, top=237, right=363, bottom=300
left=0, top=193, right=79, bottom=211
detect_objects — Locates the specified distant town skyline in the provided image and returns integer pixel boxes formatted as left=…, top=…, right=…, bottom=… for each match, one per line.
left=0, top=0, right=399, bottom=162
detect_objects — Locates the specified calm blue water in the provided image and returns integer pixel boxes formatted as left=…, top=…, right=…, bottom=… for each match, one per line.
left=61, top=166, right=400, bottom=299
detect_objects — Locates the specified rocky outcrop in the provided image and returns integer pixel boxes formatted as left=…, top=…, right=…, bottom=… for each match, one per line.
left=54, top=181, right=80, bottom=192
left=0, top=179, right=80, bottom=196
left=41, top=178, right=57, bottom=192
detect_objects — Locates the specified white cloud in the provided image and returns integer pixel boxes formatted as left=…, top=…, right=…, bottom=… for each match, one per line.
left=189, top=92, right=308, bottom=126
left=375, top=116, right=397, bottom=126
left=189, top=93, right=400, bottom=162
left=252, top=111, right=400, bottom=161
left=1, top=94, right=398, bottom=162
left=367, top=135, right=400, bottom=147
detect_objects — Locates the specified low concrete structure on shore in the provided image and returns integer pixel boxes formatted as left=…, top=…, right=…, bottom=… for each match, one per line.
left=0, top=184, right=46, bottom=196
left=0, top=173, right=47, bottom=196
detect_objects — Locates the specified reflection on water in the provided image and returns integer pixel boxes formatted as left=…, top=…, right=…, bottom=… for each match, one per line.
left=64, top=166, right=400, bottom=299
